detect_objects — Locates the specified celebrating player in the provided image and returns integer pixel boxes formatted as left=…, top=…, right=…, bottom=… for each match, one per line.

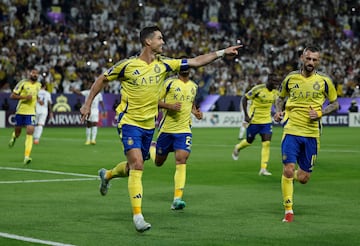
left=274, top=46, right=339, bottom=222
left=148, top=67, right=203, bottom=210
left=80, top=25, right=242, bottom=232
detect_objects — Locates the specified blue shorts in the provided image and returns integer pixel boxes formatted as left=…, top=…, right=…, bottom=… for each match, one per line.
left=156, top=132, right=192, bottom=156
left=281, top=134, right=318, bottom=173
left=15, top=114, right=35, bottom=126
left=117, top=124, right=154, bottom=160
left=246, top=123, right=272, bottom=139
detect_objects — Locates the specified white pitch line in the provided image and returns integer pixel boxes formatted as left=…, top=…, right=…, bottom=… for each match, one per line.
left=0, top=232, right=76, bottom=246
left=0, top=167, right=98, bottom=178
left=0, top=177, right=97, bottom=184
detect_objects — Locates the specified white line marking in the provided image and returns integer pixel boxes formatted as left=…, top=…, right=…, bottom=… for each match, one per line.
left=0, top=167, right=97, bottom=178
left=0, top=232, right=76, bottom=246
left=0, top=178, right=97, bottom=184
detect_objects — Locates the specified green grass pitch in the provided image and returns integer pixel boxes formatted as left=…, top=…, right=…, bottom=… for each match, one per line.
left=0, top=126, right=359, bottom=246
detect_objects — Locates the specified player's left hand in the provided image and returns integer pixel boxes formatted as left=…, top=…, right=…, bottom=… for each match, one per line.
left=309, top=106, right=322, bottom=120
left=194, top=109, right=203, bottom=120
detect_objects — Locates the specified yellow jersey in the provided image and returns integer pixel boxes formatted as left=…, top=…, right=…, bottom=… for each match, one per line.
left=159, top=77, right=198, bottom=133
left=106, top=55, right=186, bottom=129
left=279, top=70, right=337, bottom=137
left=12, top=79, right=41, bottom=115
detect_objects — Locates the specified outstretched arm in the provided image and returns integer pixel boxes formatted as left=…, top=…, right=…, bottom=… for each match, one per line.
left=187, top=45, right=242, bottom=68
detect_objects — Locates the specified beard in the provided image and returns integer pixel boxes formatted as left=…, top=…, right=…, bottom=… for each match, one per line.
left=30, top=76, right=38, bottom=81
left=304, top=64, right=314, bottom=73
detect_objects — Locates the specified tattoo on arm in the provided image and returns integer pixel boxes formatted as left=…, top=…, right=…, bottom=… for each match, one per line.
left=322, top=101, right=339, bottom=116
left=275, top=97, right=286, bottom=112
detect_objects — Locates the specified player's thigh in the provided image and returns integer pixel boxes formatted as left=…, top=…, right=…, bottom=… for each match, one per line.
left=281, top=134, right=301, bottom=164
left=156, top=132, right=174, bottom=156
left=297, top=137, right=317, bottom=173
left=121, top=124, right=154, bottom=160
left=259, top=123, right=273, bottom=141
left=246, top=124, right=260, bottom=142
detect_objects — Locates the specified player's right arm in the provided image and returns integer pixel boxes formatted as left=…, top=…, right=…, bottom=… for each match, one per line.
left=274, top=97, right=286, bottom=122
left=10, top=81, right=32, bottom=101
left=80, top=74, right=109, bottom=122
left=10, top=93, right=32, bottom=101
left=241, top=96, right=251, bottom=123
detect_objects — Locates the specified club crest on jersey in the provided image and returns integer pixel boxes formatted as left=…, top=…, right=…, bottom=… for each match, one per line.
left=154, top=64, right=161, bottom=73
left=313, top=82, right=320, bottom=90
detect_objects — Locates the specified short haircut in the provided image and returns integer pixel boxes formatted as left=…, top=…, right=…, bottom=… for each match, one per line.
left=303, top=46, right=320, bottom=54
left=139, top=26, right=161, bottom=46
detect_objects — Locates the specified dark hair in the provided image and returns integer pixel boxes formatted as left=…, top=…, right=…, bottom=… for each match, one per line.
left=303, top=46, right=320, bottom=54
left=139, top=26, right=161, bottom=46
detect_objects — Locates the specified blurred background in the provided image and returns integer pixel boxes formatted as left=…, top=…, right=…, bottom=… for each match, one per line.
left=0, top=0, right=359, bottom=114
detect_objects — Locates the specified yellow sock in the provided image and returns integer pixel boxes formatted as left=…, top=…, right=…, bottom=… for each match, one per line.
left=12, top=131, right=16, bottom=139
left=281, top=175, right=294, bottom=211
left=260, top=141, right=270, bottom=169
left=24, top=135, right=33, bottom=157
left=128, top=170, right=143, bottom=215
left=236, top=139, right=251, bottom=151
left=174, top=164, right=186, bottom=199
left=107, top=161, right=128, bottom=179
left=149, top=145, right=156, bottom=163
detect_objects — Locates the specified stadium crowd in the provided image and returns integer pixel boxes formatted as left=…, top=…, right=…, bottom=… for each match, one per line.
left=0, top=0, right=359, bottom=101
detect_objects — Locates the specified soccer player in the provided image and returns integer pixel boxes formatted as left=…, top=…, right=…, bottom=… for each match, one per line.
left=72, top=84, right=105, bottom=145
left=274, top=46, right=339, bottom=223
left=232, top=73, right=280, bottom=176
left=33, top=82, right=53, bottom=144
left=8, top=68, right=41, bottom=164
left=148, top=67, right=203, bottom=210
left=80, top=25, right=242, bottom=232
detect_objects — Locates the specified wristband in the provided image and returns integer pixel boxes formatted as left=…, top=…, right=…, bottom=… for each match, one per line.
left=216, top=49, right=225, bottom=58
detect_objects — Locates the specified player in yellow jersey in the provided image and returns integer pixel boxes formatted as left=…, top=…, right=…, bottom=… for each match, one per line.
left=274, top=46, right=339, bottom=223
left=80, top=25, right=242, bottom=232
left=232, top=73, right=281, bottom=175
left=8, top=68, right=41, bottom=164
left=148, top=67, right=202, bottom=210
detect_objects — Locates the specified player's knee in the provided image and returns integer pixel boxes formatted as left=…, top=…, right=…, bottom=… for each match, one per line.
left=283, top=164, right=295, bottom=178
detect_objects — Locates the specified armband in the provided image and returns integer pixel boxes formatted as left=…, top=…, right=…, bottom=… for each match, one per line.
left=216, top=49, right=225, bottom=58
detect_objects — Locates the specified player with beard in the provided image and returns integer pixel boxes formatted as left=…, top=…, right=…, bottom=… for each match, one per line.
left=274, top=46, right=339, bottom=223
left=8, top=68, right=41, bottom=164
